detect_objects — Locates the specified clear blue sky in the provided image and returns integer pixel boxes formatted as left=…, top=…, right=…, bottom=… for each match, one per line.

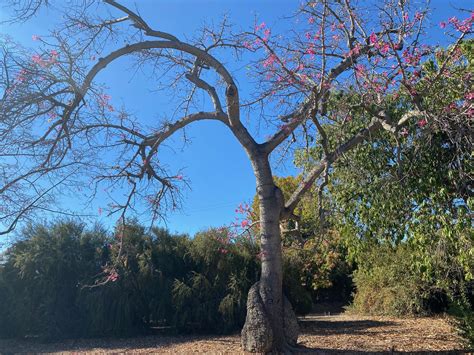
left=0, top=0, right=471, bottom=238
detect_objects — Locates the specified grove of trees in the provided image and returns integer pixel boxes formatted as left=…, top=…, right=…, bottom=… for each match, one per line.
left=0, top=0, right=472, bottom=352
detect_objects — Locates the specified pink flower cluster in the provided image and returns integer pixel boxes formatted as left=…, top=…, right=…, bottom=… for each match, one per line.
left=218, top=248, right=229, bottom=255
left=31, top=50, right=59, bottom=68
left=402, top=48, right=421, bottom=66
left=347, top=44, right=361, bottom=57
left=105, top=268, right=119, bottom=282
left=98, top=93, right=114, bottom=112
left=417, top=118, right=428, bottom=128
left=235, top=202, right=250, bottom=215
left=262, top=53, right=278, bottom=68
left=255, top=22, right=266, bottom=31
left=448, top=15, right=473, bottom=33
left=440, top=13, right=473, bottom=33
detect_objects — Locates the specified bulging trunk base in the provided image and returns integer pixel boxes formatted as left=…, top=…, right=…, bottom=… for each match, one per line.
left=241, top=282, right=300, bottom=353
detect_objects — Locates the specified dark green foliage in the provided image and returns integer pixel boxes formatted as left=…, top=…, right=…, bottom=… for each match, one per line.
left=171, top=228, right=259, bottom=333
left=0, top=221, right=260, bottom=339
left=0, top=220, right=108, bottom=338
left=292, top=41, right=473, bottom=346
left=449, top=301, right=474, bottom=349
left=282, top=248, right=313, bottom=315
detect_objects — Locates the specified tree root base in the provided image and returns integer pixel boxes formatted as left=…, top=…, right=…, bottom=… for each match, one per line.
left=241, top=282, right=300, bottom=353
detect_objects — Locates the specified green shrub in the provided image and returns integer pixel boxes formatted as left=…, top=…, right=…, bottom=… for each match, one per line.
left=171, top=228, right=259, bottom=333
left=0, top=220, right=108, bottom=338
left=349, top=245, right=429, bottom=316
left=449, top=301, right=474, bottom=349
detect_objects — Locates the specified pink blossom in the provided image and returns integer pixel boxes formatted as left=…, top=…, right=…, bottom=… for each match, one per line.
left=263, top=28, right=271, bottom=42
left=107, top=270, right=119, bottom=282
left=32, top=35, right=40, bottom=41
left=176, top=174, right=183, bottom=180
left=414, top=12, right=423, bottom=21
left=447, top=102, right=457, bottom=111
left=262, top=54, right=277, bottom=68
left=399, top=127, right=409, bottom=137
left=380, top=43, right=390, bottom=55
left=242, top=41, right=252, bottom=50
left=439, top=21, right=446, bottom=29
left=369, top=33, right=377, bottom=44
left=98, top=207, right=102, bottom=215
left=465, top=92, right=474, bottom=100
left=354, top=64, right=366, bottom=74
left=348, top=44, right=361, bottom=57
left=241, top=220, right=249, bottom=228
left=402, top=49, right=420, bottom=66
left=98, top=93, right=111, bottom=107
left=417, top=118, right=428, bottom=128
left=255, top=22, right=266, bottom=31
left=31, top=54, right=45, bottom=67
left=308, top=17, right=315, bottom=24
left=305, top=46, right=316, bottom=55
left=453, top=17, right=472, bottom=33
left=16, top=69, right=27, bottom=83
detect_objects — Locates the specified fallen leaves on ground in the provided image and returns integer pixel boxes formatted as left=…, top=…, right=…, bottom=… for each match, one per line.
left=0, top=314, right=465, bottom=354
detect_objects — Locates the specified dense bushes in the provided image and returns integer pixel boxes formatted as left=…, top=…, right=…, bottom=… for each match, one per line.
left=170, top=228, right=259, bottom=332
left=0, top=220, right=263, bottom=338
left=349, top=245, right=436, bottom=316
left=0, top=222, right=108, bottom=338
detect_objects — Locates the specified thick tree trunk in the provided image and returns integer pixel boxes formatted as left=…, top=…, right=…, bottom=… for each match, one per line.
left=241, top=155, right=299, bottom=353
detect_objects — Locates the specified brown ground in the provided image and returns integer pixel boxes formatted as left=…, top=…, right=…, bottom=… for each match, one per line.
left=0, top=314, right=467, bottom=354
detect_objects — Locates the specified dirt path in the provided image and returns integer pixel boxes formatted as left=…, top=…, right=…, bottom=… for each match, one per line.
left=0, top=314, right=465, bottom=354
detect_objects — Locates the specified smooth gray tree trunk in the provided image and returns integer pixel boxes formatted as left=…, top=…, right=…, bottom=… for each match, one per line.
left=241, top=155, right=299, bottom=352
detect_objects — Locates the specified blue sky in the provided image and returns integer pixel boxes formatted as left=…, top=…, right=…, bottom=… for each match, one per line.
left=0, top=0, right=472, bottom=238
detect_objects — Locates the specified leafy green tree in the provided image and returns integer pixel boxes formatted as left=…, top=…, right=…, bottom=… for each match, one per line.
left=293, top=40, right=473, bottom=324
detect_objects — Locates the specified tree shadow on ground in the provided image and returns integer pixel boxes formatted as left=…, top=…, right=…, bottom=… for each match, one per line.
left=299, top=317, right=396, bottom=336
left=0, top=317, right=467, bottom=354
left=0, top=334, right=204, bottom=354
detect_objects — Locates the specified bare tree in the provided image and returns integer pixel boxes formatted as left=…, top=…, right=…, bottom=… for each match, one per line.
left=1, top=0, right=471, bottom=351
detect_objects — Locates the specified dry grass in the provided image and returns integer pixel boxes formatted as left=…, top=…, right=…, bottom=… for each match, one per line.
left=0, top=314, right=466, bottom=354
